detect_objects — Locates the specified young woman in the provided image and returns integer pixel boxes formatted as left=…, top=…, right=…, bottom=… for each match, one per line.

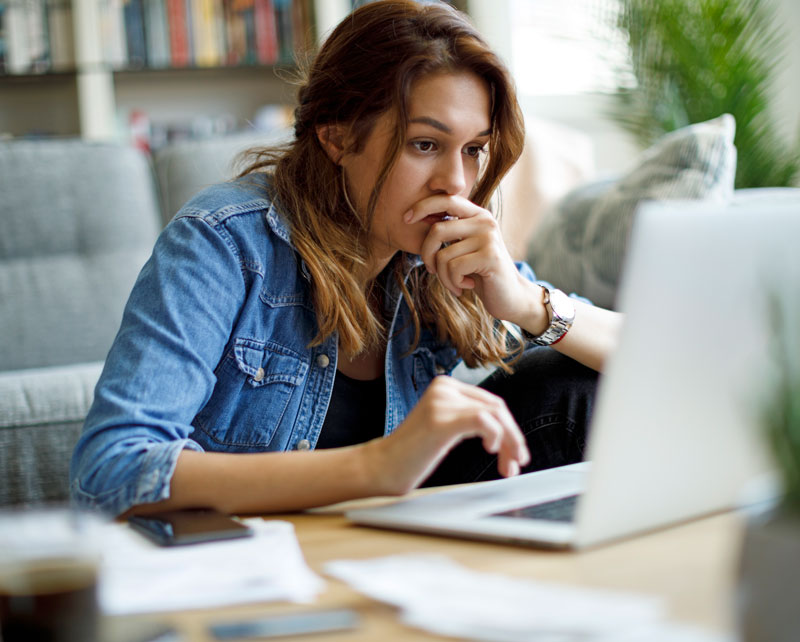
left=70, top=0, right=622, bottom=517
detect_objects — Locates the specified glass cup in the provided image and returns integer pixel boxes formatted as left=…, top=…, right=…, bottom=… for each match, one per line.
left=0, top=507, right=105, bottom=642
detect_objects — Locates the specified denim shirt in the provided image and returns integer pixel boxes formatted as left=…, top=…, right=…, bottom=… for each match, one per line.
left=70, top=173, right=540, bottom=516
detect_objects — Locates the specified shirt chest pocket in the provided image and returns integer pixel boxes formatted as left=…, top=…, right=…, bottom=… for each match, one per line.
left=234, top=339, right=308, bottom=388
left=411, top=345, right=458, bottom=392
left=195, top=338, right=309, bottom=450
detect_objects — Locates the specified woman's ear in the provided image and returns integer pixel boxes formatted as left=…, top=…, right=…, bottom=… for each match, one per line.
left=316, top=124, right=348, bottom=164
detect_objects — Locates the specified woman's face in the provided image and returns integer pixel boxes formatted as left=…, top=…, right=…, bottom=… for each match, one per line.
left=340, top=70, right=492, bottom=274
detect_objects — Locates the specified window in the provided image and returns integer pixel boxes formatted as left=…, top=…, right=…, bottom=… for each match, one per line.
left=508, top=0, right=632, bottom=96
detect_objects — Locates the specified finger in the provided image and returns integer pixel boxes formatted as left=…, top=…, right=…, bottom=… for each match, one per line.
left=455, top=383, right=530, bottom=467
left=419, top=214, right=496, bottom=272
left=468, top=409, right=526, bottom=477
left=443, top=404, right=504, bottom=456
left=418, top=217, right=473, bottom=264
left=501, top=459, right=521, bottom=478
left=404, top=194, right=483, bottom=225
left=442, top=248, right=487, bottom=291
left=423, top=380, right=530, bottom=471
left=433, top=238, right=482, bottom=296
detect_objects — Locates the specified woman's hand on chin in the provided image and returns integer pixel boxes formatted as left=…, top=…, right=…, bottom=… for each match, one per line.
left=405, top=194, right=538, bottom=325
left=361, top=375, right=530, bottom=496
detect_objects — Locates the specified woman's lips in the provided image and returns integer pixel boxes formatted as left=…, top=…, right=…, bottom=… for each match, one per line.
left=422, top=213, right=456, bottom=224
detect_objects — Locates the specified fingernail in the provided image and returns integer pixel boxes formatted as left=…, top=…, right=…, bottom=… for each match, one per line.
left=404, top=209, right=413, bottom=223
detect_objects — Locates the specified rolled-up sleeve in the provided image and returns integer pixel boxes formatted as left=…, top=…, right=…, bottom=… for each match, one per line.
left=70, top=213, right=247, bottom=516
left=515, top=260, right=591, bottom=304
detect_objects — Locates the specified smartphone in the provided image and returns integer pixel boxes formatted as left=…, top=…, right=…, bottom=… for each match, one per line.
left=209, top=609, right=360, bottom=640
left=128, top=508, right=253, bottom=547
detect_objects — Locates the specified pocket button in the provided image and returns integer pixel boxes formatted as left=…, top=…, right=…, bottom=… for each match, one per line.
left=253, top=367, right=265, bottom=382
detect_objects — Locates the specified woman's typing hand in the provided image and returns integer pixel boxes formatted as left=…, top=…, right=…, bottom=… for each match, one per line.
left=362, top=375, right=530, bottom=496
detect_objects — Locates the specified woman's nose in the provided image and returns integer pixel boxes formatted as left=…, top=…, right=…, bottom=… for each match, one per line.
left=428, top=152, right=467, bottom=195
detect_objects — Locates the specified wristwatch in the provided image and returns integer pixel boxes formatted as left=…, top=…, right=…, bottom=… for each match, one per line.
left=522, top=287, right=575, bottom=346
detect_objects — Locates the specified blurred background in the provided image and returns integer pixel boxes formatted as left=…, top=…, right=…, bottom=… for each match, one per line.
left=1, top=0, right=797, bottom=181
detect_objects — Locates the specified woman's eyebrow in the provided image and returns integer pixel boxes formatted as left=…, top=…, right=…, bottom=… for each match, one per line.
left=409, top=116, right=491, bottom=137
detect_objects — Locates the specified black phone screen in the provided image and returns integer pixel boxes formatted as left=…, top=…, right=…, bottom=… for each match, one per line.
left=128, top=508, right=253, bottom=547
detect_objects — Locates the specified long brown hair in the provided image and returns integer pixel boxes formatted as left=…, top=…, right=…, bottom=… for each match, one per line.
left=241, top=0, right=525, bottom=368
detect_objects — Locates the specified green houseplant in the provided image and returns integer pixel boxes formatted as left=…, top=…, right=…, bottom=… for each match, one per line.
left=611, top=0, right=800, bottom=188
left=762, top=304, right=800, bottom=512
left=738, top=297, right=800, bottom=642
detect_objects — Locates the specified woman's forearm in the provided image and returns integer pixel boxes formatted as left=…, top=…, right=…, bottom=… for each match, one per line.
left=553, top=298, right=623, bottom=372
left=125, top=445, right=381, bottom=517
left=513, top=279, right=623, bottom=373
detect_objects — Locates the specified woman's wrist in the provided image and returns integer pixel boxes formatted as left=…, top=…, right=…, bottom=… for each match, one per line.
left=355, top=437, right=400, bottom=497
left=512, top=280, right=550, bottom=338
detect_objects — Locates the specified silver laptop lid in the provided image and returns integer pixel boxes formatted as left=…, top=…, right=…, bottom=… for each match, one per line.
left=574, top=200, right=795, bottom=547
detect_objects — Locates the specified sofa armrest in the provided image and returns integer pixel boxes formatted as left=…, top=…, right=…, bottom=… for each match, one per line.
left=0, top=362, right=103, bottom=506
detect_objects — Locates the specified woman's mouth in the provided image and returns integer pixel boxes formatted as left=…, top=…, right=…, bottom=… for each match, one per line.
left=422, top=213, right=456, bottom=224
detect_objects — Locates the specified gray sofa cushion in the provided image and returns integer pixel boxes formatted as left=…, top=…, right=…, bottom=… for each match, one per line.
left=0, top=140, right=161, bottom=371
left=0, top=362, right=102, bottom=506
left=527, top=115, right=737, bottom=308
left=154, top=129, right=292, bottom=224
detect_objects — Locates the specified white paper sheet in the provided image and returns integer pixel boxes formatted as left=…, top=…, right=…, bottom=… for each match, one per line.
left=100, top=519, right=324, bottom=615
left=325, top=554, right=732, bottom=642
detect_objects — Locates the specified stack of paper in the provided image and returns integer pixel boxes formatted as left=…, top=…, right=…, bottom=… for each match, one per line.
left=100, top=519, right=324, bottom=615
left=325, top=554, right=732, bottom=642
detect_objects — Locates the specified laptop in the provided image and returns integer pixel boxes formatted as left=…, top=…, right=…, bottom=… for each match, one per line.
left=346, top=199, right=799, bottom=549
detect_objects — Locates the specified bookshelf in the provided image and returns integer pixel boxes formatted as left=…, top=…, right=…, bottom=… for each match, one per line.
left=0, top=0, right=351, bottom=142
left=0, top=0, right=479, bottom=143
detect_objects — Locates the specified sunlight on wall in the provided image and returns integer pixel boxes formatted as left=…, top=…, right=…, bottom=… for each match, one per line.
left=509, top=0, right=632, bottom=97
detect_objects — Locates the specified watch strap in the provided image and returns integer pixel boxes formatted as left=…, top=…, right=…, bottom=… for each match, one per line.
left=522, top=287, right=574, bottom=346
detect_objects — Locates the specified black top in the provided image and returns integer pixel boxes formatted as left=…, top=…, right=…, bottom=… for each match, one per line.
left=315, top=370, right=387, bottom=449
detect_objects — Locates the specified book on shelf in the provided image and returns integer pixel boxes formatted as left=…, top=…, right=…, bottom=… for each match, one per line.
left=165, top=0, right=189, bottom=65
left=100, top=0, right=129, bottom=69
left=45, top=0, right=73, bottom=70
left=191, top=0, right=222, bottom=67
left=25, top=0, right=49, bottom=72
left=0, top=4, right=5, bottom=73
left=291, top=0, right=310, bottom=59
left=3, top=0, right=49, bottom=74
left=123, top=0, right=148, bottom=67
left=144, top=0, right=170, bottom=67
left=272, top=0, right=292, bottom=63
left=254, top=0, right=278, bottom=65
left=3, top=1, right=28, bottom=73
left=225, top=0, right=256, bottom=65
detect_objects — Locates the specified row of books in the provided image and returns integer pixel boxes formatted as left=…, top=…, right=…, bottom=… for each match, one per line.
left=0, top=0, right=312, bottom=75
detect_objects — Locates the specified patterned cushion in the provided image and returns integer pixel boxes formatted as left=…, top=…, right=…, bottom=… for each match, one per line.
left=0, top=140, right=161, bottom=371
left=526, top=114, right=737, bottom=309
left=0, top=362, right=103, bottom=506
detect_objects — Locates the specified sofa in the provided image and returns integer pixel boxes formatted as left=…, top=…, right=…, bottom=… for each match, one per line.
left=2, top=118, right=798, bottom=507
left=0, top=131, right=288, bottom=507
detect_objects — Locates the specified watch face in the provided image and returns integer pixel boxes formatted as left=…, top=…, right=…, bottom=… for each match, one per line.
left=549, top=289, right=576, bottom=322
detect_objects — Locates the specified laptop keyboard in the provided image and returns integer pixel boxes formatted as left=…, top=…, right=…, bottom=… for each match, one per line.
left=491, top=494, right=580, bottom=523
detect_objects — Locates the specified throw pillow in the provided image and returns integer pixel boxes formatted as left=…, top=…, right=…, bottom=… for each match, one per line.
left=526, top=114, right=737, bottom=309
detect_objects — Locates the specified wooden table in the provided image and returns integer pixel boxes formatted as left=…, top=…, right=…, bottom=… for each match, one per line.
left=124, top=501, right=746, bottom=641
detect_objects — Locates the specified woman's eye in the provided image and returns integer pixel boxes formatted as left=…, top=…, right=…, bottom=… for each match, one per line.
left=412, top=140, right=436, bottom=153
left=465, top=145, right=486, bottom=158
